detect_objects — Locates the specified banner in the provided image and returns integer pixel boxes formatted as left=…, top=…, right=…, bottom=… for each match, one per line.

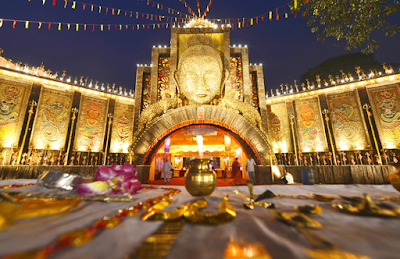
left=184, top=127, right=217, bottom=136
left=230, top=56, right=243, bottom=101
left=327, top=91, right=370, bottom=151
left=73, top=95, right=108, bottom=152
left=0, top=79, right=32, bottom=148
left=142, top=73, right=151, bottom=110
left=250, top=72, right=259, bottom=109
left=268, top=102, right=291, bottom=153
left=367, top=85, right=400, bottom=149
left=30, top=87, right=73, bottom=150
left=294, top=97, right=327, bottom=152
left=157, top=56, right=171, bottom=101
left=110, top=102, right=134, bottom=153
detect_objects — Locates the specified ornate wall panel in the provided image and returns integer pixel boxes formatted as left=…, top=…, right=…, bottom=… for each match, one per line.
left=0, top=79, right=32, bottom=148
left=250, top=72, right=259, bottom=109
left=30, top=87, right=73, bottom=150
left=229, top=56, right=243, bottom=101
left=73, top=95, right=108, bottom=152
left=157, top=56, right=171, bottom=101
left=110, top=102, right=135, bottom=153
left=327, top=91, right=370, bottom=151
left=268, top=102, right=292, bottom=153
left=294, top=97, right=328, bottom=152
left=367, top=84, right=400, bottom=149
left=141, top=73, right=151, bottom=110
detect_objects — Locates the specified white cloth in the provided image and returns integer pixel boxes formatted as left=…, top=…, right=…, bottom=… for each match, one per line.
left=1, top=180, right=400, bottom=259
left=246, top=158, right=256, bottom=173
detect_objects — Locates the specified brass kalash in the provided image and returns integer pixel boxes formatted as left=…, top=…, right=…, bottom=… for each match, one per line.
left=184, top=159, right=217, bottom=196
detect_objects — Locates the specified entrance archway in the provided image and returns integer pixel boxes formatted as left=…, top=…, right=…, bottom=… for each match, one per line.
left=131, top=105, right=275, bottom=166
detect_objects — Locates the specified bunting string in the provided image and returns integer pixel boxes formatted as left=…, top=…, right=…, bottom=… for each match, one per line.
left=29, top=0, right=189, bottom=22
left=0, top=18, right=200, bottom=31
left=9, top=0, right=298, bottom=33
left=201, top=0, right=214, bottom=19
left=139, top=0, right=187, bottom=17
left=197, top=0, right=201, bottom=17
left=177, top=0, right=197, bottom=17
left=206, top=0, right=294, bottom=29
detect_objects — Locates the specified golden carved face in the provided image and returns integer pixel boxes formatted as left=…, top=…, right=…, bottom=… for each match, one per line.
left=175, top=36, right=226, bottom=104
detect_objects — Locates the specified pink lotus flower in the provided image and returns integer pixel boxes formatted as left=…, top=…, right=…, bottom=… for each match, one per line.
left=77, top=163, right=141, bottom=196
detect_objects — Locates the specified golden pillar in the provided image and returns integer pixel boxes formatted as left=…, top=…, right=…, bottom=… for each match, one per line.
left=289, top=114, right=299, bottom=166
left=103, top=113, right=113, bottom=165
left=64, top=107, right=79, bottom=166
left=322, top=109, right=337, bottom=165
left=363, top=104, right=382, bottom=165
left=17, top=100, right=37, bottom=165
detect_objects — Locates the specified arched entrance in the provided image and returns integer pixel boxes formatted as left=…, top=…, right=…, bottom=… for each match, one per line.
left=131, top=105, right=275, bottom=167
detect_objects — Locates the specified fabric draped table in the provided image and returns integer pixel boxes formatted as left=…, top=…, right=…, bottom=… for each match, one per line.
left=1, top=179, right=400, bottom=259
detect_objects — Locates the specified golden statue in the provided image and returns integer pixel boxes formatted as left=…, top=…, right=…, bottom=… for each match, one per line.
left=173, top=35, right=228, bottom=105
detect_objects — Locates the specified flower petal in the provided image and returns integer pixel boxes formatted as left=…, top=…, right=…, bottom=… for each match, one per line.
left=77, top=181, right=110, bottom=196
left=96, top=166, right=116, bottom=181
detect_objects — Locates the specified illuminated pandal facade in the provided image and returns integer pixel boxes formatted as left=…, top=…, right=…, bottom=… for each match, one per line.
left=0, top=22, right=399, bottom=184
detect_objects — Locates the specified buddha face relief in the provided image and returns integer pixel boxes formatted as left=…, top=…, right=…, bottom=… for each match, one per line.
left=174, top=36, right=227, bottom=104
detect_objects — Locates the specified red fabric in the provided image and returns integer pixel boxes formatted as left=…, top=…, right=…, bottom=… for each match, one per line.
left=53, top=0, right=56, bottom=6
left=232, top=160, right=241, bottom=185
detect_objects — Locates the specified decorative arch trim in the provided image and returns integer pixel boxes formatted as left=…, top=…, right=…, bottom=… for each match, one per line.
left=131, top=105, right=275, bottom=165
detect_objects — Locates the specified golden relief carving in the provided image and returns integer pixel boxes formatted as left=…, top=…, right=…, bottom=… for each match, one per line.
left=219, top=89, right=264, bottom=132
left=133, top=90, right=178, bottom=140
left=173, top=35, right=229, bottom=105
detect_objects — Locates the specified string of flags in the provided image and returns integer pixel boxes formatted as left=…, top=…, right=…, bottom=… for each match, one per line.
left=28, top=0, right=189, bottom=20
left=2, top=0, right=300, bottom=32
left=201, top=0, right=214, bottom=19
left=177, top=0, right=197, bottom=17
left=0, top=18, right=196, bottom=31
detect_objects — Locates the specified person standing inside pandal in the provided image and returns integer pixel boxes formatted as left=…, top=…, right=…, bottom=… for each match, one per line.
left=246, top=155, right=257, bottom=184
left=232, top=158, right=242, bottom=185
left=163, top=158, right=173, bottom=183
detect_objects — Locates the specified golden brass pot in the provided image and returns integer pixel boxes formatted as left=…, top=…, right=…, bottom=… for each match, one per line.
left=184, top=159, right=217, bottom=196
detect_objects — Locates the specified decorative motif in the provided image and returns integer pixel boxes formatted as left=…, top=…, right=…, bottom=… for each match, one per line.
left=367, top=86, right=400, bottom=149
left=157, top=56, right=171, bottom=101
left=268, top=103, right=291, bottom=153
left=74, top=96, right=108, bottom=152
left=295, top=97, right=328, bottom=152
left=327, top=91, right=369, bottom=151
left=250, top=72, right=259, bottom=109
left=110, top=102, right=134, bottom=153
left=229, top=56, right=243, bottom=101
left=219, top=89, right=263, bottom=131
left=0, top=80, right=32, bottom=148
left=30, top=88, right=73, bottom=150
left=133, top=92, right=178, bottom=143
left=142, top=73, right=151, bottom=110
